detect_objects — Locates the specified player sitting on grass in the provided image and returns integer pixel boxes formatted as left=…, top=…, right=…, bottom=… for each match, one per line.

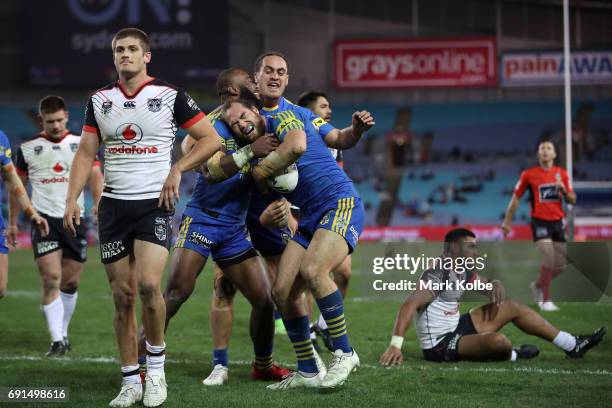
left=379, top=228, right=606, bottom=366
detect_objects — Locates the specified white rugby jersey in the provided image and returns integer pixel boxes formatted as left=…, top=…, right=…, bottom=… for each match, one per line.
left=83, top=78, right=204, bottom=200
left=414, top=267, right=480, bottom=349
left=14, top=131, right=98, bottom=218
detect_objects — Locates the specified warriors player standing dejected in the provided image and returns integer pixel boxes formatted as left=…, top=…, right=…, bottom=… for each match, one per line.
left=64, top=28, right=222, bottom=408
left=12, top=95, right=103, bottom=357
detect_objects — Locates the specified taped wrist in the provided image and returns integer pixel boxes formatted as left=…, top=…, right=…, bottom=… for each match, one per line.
left=232, top=145, right=254, bottom=169
left=253, top=151, right=289, bottom=178
left=390, top=335, right=404, bottom=349
left=206, top=151, right=229, bottom=181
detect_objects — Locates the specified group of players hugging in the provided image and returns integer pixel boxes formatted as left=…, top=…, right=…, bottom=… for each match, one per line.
left=0, top=28, right=604, bottom=407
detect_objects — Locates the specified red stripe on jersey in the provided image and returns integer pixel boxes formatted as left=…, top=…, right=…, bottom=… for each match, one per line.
left=180, top=111, right=205, bottom=129
left=514, top=165, right=570, bottom=221
left=16, top=168, right=28, bottom=176
left=82, top=125, right=98, bottom=134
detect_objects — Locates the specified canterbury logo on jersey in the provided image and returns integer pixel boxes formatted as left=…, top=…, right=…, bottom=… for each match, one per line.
left=123, top=101, right=136, bottom=109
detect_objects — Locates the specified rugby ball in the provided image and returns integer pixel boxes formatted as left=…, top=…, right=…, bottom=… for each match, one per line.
left=267, top=163, right=299, bottom=194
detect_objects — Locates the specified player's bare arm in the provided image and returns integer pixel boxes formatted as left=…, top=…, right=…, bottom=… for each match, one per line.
left=159, top=116, right=222, bottom=210
left=3, top=162, right=49, bottom=237
left=379, top=289, right=434, bottom=366
left=501, top=194, right=521, bottom=237
left=64, top=130, right=100, bottom=235
left=206, top=134, right=279, bottom=182
left=87, top=164, right=103, bottom=224
left=6, top=171, right=28, bottom=246
left=556, top=180, right=577, bottom=204
left=324, top=110, right=375, bottom=149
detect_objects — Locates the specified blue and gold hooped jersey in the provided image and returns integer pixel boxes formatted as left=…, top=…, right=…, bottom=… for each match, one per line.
left=186, top=106, right=253, bottom=223
left=264, top=102, right=357, bottom=212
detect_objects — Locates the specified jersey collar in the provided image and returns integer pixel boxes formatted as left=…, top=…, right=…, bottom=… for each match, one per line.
left=40, top=130, right=69, bottom=143
left=117, top=77, right=156, bottom=99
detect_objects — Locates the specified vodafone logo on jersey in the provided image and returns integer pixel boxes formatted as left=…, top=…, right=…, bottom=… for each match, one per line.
left=50, top=160, right=69, bottom=175
left=115, top=123, right=144, bottom=145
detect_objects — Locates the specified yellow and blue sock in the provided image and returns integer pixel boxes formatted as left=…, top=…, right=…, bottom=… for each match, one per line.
left=316, top=290, right=352, bottom=353
left=254, top=344, right=274, bottom=370
left=284, top=316, right=318, bottom=374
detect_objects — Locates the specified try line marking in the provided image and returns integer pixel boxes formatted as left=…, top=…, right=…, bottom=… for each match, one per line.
left=1, top=355, right=610, bottom=377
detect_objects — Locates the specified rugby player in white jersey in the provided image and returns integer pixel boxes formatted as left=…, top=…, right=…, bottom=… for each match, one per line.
left=12, top=95, right=103, bottom=357
left=379, top=228, right=606, bottom=366
left=64, top=28, right=222, bottom=407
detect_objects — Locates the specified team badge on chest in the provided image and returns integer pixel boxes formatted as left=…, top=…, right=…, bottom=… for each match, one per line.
left=147, top=98, right=162, bottom=112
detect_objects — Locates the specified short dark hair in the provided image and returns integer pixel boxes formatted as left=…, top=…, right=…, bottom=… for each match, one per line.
left=39, top=95, right=66, bottom=115
left=443, top=228, right=476, bottom=253
left=221, top=98, right=263, bottom=116
left=254, top=51, right=289, bottom=73
left=297, top=91, right=328, bottom=109
left=216, top=68, right=249, bottom=96
left=537, top=138, right=557, bottom=152
left=112, top=27, right=150, bottom=52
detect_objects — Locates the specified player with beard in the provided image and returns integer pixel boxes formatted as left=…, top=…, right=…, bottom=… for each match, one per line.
left=379, top=228, right=605, bottom=365
left=155, top=68, right=291, bottom=385
left=297, top=90, right=352, bottom=352
left=216, top=95, right=373, bottom=390
left=502, top=140, right=576, bottom=312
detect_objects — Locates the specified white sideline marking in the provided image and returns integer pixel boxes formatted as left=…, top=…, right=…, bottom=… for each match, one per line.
left=1, top=355, right=610, bottom=376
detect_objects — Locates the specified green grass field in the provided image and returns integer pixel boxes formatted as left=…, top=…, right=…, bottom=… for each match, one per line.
left=1, top=244, right=611, bottom=407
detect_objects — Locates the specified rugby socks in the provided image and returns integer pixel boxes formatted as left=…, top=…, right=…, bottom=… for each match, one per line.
left=309, top=323, right=317, bottom=340
left=146, top=341, right=166, bottom=374
left=284, top=316, right=318, bottom=374
left=41, top=296, right=64, bottom=342
left=316, top=314, right=328, bottom=330
left=213, top=348, right=228, bottom=368
left=316, top=290, right=352, bottom=354
left=510, top=350, right=518, bottom=362
left=59, top=290, right=78, bottom=338
left=253, top=344, right=274, bottom=371
left=121, top=364, right=142, bottom=386
left=273, top=309, right=282, bottom=321
left=552, top=331, right=577, bottom=352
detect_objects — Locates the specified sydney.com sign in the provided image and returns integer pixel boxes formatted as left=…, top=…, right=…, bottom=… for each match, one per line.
left=501, top=51, right=612, bottom=86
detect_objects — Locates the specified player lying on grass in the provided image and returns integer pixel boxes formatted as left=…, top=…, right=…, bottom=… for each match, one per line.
left=379, top=228, right=606, bottom=366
